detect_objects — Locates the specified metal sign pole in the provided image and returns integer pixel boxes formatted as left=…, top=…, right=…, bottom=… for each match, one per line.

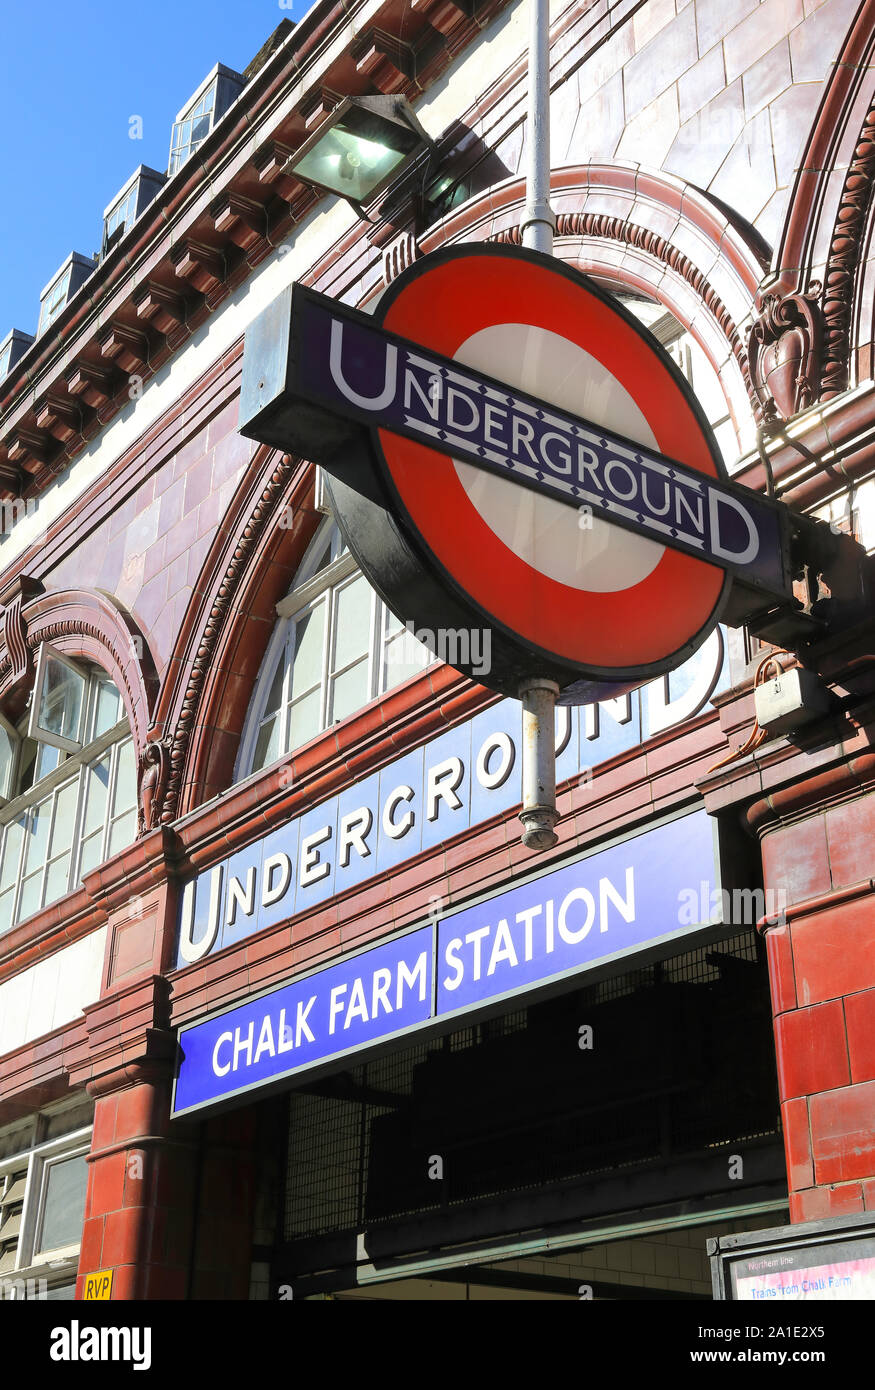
left=520, top=0, right=556, bottom=255
left=519, top=0, right=560, bottom=849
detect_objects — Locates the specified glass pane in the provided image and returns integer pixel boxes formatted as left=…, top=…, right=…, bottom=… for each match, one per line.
left=330, top=658, right=369, bottom=724
left=45, top=855, right=70, bottom=904
left=383, top=629, right=431, bottom=691
left=15, top=739, right=36, bottom=796
left=287, top=688, right=321, bottom=751
left=82, top=756, right=110, bottom=835
left=0, top=887, right=14, bottom=935
left=108, top=810, right=136, bottom=858
left=18, top=872, right=42, bottom=921
left=263, top=658, right=286, bottom=719
left=35, top=742, right=62, bottom=782
left=384, top=606, right=404, bottom=636
left=93, top=681, right=122, bottom=738
left=289, top=603, right=326, bottom=697
left=36, top=652, right=85, bottom=745
left=49, top=781, right=78, bottom=858
left=311, top=541, right=332, bottom=577
left=332, top=577, right=371, bottom=672
left=112, top=742, right=137, bottom=815
left=78, top=831, right=103, bottom=881
left=0, top=818, right=24, bottom=891
left=37, top=1154, right=88, bottom=1253
left=0, top=723, right=15, bottom=799
left=253, top=715, right=280, bottom=771
left=22, top=800, right=51, bottom=874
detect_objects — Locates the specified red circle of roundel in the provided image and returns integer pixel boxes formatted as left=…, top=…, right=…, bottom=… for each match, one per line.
left=374, top=249, right=726, bottom=674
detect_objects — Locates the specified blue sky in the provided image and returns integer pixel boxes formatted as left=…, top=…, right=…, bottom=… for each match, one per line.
left=0, top=1, right=311, bottom=337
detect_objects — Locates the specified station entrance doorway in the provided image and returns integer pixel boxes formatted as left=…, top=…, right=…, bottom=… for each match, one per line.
left=254, top=928, right=789, bottom=1302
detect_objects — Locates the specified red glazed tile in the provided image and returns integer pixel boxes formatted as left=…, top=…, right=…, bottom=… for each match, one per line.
left=810, top=1080, right=875, bottom=1183
left=825, top=795, right=875, bottom=890
left=91, top=1095, right=118, bottom=1152
left=792, top=895, right=875, bottom=1005
left=764, top=923, right=797, bottom=1014
left=775, top=1000, right=850, bottom=1100
left=115, top=1085, right=158, bottom=1143
left=78, top=1216, right=105, bottom=1273
left=101, top=1206, right=143, bottom=1267
left=790, top=1182, right=864, bottom=1223
left=761, top=818, right=830, bottom=907
left=781, top=1097, right=814, bottom=1190
left=89, top=1151, right=127, bottom=1217
left=845, top=989, right=875, bottom=1084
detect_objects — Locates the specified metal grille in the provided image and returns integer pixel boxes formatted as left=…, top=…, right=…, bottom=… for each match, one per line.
left=284, top=930, right=779, bottom=1242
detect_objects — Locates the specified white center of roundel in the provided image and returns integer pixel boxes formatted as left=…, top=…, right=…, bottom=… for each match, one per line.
left=452, top=324, right=666, bottom=593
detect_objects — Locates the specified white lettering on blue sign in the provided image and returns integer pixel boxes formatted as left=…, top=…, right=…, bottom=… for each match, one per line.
left=175, top=631, right=727, bottom=969
left=172, top=811, right=719, bottom=1116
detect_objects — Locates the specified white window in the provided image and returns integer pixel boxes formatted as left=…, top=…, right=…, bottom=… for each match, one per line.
left=37, top=268, right=72, bottom=336
left=101, top=186, right=137, bottom=258
left=169, top=82, right=216, bottom=175
left=237, top=517, right=434, bottom=779
left=0, top=662, right=137, bottom=937
left=167, top=66, right=244, bottom=177
left=617, top=293, right=740, bottom=469
left=0, top=1097, right=92, bottom=1300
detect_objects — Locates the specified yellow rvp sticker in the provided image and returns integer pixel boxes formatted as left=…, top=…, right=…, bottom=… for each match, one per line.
left=83, top=1268, right=113, bottom=1300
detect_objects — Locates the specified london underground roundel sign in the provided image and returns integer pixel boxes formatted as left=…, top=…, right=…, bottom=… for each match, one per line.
left=239, top=244, right=789, bottom=700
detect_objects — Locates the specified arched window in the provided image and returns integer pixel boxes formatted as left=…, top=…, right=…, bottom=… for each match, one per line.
left=613, top=291, right=742, bottom=468
left=237, top=515, right=435, bottom=778
left=0, top=648, right=136, bottom=935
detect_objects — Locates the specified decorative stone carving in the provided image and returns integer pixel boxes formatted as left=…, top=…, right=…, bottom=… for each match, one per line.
left=0, top=575, right=44, bottom=688
left=748, top=288, right=822, bottom=421
left=383, top=231, right=420, bottom=283
left=138, top=739, right=170, bottom=836
left=820, top=96, right=875, bottom=401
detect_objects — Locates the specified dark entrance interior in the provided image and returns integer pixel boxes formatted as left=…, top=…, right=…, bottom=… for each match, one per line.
left=255, top=928, right=787, bottom=1298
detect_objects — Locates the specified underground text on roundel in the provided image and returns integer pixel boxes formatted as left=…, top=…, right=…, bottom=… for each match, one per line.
left=172, top=811, right=717, bottom=1114
left=288, top=287, right=786, bottom=596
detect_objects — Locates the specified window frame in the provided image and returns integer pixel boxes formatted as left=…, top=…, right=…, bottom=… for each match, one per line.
left=27, top=643, right=89, bottom=753
left=0, top=719, right=130, bottom=930
left=0, top=664, right=135, bottom=937
left=0, top=1119, right=91, bottom=1295
left=37, top=268, right=73, bottom=336
left=236, top=516, right=435, bottom=781
left=168, top=79, right=217, bottom=176
left=101, top=186, right=137, bottom=259
left=0, top=709, right=20, bottom=806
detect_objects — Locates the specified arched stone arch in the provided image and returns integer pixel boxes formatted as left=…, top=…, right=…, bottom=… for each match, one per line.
left=418, top=163, right=768, bottom=452
left=0, top=584, right=158, bottom=762
left=147, top=444, right=319, bottom=824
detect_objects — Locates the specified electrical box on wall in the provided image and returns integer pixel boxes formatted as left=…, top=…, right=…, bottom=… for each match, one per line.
left=754, top=666, right=831, bottom=737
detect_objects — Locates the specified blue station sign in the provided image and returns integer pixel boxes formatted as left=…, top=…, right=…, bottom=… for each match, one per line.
left=172, top=808, right=722, bottom=1116
left=175, top=631, right=728, bottom=970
